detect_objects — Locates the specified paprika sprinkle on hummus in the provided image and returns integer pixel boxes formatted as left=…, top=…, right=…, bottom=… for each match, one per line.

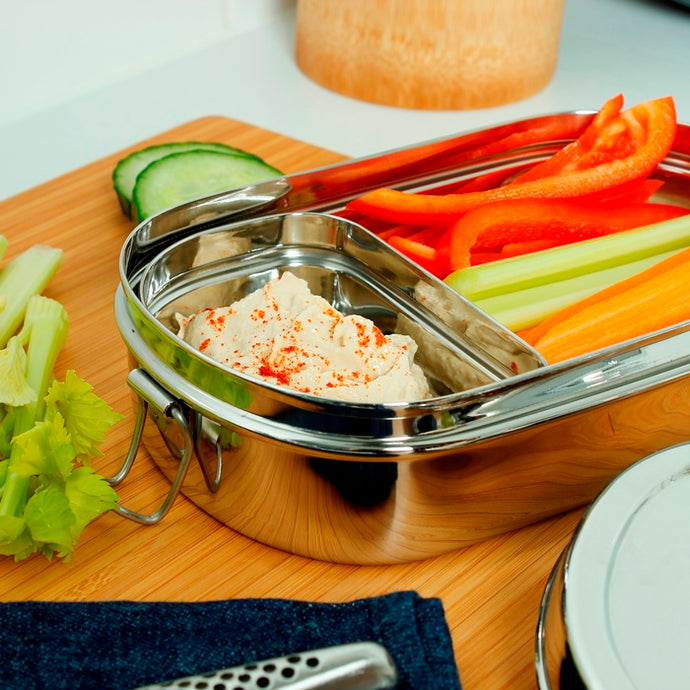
left=175, top=272, right=431, bottom=403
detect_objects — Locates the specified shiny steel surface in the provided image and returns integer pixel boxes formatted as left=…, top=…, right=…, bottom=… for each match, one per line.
left=536, top=443, right=690, bottom=689
left=115, top=112, right=690, bottom=564
left=129, top=109, right=597, bottom=244
left=133, top=642, right=397, bottom=690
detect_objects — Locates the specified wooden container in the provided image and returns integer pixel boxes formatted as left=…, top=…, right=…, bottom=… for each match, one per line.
left=295, top=0, right=565, bottom=110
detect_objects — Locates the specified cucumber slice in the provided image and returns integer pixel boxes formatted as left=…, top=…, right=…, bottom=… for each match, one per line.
left=113, top=142, right=263, bottom=218
left=132, top=150, right=283, bottom=221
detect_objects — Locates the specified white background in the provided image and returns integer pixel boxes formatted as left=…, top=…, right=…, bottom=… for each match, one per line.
left=1, top=0, right=689, bottom=200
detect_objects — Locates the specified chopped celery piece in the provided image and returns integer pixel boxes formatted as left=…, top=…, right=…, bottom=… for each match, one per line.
left=0, top=256, right=122, bottom=562
left=0, top=245, right=63, bottom=348
left=476, top=250, right=680, bottom=331
left=0, top=296, right=69, bottom=525
left=446, top=214, right=690, bottom=301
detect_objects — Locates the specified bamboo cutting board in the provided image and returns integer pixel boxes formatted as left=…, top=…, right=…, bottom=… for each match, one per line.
left=0, top=116, right=583, bottom=690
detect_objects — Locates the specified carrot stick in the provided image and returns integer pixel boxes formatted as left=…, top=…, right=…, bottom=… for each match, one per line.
left=531, top=247, right=690, bottom=362
left=523, top=247, right=690, bottom=345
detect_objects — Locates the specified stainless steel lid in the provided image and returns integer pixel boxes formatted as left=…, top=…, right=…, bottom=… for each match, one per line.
left=536, top=442, right=690, bottom=689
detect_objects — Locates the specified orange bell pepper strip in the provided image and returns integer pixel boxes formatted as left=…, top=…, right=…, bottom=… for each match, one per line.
left=388, top=235, right=447, bottom=276
left=446, top=197, right=688, bottom=271
left=346, top=96, right=677, bottom=227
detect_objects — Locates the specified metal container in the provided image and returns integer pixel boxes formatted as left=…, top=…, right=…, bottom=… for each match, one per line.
left=114, top=111, right=690, bottom=564
left=535, top=442, right=690, bottom=689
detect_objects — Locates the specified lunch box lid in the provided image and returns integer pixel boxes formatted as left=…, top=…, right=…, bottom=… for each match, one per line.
left=563, top=442, right=690, bottom=689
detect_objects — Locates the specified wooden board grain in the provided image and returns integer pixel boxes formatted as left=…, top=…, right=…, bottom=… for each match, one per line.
left=0, top=116, right=584, bottom=690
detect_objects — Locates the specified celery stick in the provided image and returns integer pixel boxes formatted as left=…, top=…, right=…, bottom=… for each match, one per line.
left=476, top=249, right=680, bottom=331
left=0, top=296, right=69, bottom=521
left=446, top=214, right=690, bottom=301
left=0, top=245, right=62, bottom=348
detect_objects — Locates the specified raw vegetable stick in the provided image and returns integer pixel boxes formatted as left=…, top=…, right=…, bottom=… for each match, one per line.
left=523, top=246, right=690, bottom=345
left=513, top=93, right=625, bottom=183
left=0, top=296, right=69, bottom=530
left=0, top=245, right=63, bottom=348
left=445, top=213, right=690, bottom=301
left=446, top=197, right=687, bottom=271
left=532, top=247, right=690, bottom=363
left=475, top=249, right=679, bottom=331
left=347, top=96, right=677, bottom=226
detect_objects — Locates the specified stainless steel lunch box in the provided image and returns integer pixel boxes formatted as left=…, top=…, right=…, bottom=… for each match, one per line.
left=113, top=111, right=690, bottom=564
left=535, top=442, right=690, bottom=690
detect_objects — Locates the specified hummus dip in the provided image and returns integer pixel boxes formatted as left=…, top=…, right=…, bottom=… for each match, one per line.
left=175, top=272, right=431, bottom=403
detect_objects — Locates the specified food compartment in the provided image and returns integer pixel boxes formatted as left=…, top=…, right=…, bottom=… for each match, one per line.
left=134, top=211, right=545, bottom=405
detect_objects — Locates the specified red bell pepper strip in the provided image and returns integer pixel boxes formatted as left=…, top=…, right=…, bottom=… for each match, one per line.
left=514, top=94, right=626, bottom=182
left=468, top=252, right=501, bottom=265
left=376, top=224, right=419, bottom=241
left=346, top=96, right=677, bottom=227
left=407, top=226, right=443, bottom=245
left=499, top=239, right=561, bottom=258
left=576, top=177, right=664, bottom=204
left=447, top=197, right=688, bottom=271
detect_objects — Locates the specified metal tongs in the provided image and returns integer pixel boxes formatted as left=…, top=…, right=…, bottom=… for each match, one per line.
left=133, top=641, right=398, bottom=690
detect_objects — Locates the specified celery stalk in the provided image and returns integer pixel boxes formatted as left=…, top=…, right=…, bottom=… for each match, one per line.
left=0, top=297, right=69, bottom=525
left=446, top=214, right=690, bottom=301
left=0, top=245, right=63, bottom=348
left=476, top=249, right=680, bottom=331
left=0, top=240, right=120, bottom=562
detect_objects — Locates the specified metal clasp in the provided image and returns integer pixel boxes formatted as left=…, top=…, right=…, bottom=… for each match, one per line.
left=107, top=368, right=194, bottom=525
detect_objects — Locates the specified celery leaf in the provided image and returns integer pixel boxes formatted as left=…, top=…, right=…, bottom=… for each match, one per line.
left=45, top=370, right=124, bottom=462
left=64, top=466, right=119, bottom=538
left=10, top=414, right=76, bottom=479
left=24, top=488, right=76, bottom=559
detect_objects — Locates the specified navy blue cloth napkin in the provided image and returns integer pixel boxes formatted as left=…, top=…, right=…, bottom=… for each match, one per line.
left=0, top=590, right=461, bottom=690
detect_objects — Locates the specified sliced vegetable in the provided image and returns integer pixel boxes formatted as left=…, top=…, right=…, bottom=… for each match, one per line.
left=113, top=141, right=263, bottom=218
left=388, top=235, right=444, bottom=275
left=446, top=197, right=687, bottom=270
left=132, top=150, right=283, bottom=221
left=346, top=96, right=677, bottom=227
left=575, top=177, right=664, bottom=204
left=474, top=249, right=678, bottom=331
left=445, top=213, right=690, bottom=301
left=513, top=93, right=627, bottom=182
left=0, top=245, right=63, bottom=348
left=499, top=239, right=560, bottom=258
left=529, top=247, right=690, bottom=363
left=0, top=297, right=121, bottom=562
left=0, top=238, right=122, bottom=562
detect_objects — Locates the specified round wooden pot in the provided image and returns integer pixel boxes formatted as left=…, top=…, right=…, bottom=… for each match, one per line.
left=295, top=0, right=565, bottom=110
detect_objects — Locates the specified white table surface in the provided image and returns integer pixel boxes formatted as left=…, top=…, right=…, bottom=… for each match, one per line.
left=1, top=0, right=689, bottom=201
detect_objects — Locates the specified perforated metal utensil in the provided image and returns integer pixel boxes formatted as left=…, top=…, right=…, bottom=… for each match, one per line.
left=133, top=641, right=398, bottom=690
